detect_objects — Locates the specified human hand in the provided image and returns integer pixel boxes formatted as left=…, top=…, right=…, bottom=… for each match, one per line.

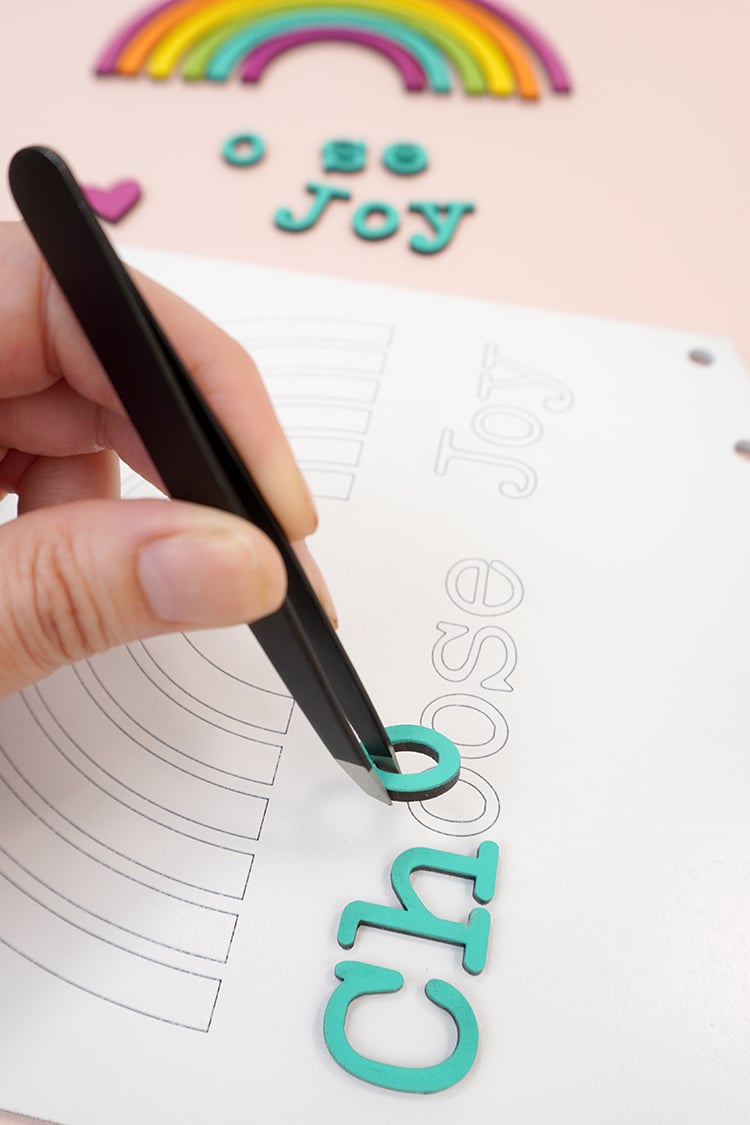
left=0, top=221, right=335, bottom=698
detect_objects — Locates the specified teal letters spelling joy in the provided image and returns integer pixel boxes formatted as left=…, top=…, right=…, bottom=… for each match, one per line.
left=324, top=840, right=499, bottom=1094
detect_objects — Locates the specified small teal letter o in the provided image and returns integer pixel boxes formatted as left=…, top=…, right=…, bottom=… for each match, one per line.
left=223, top=132, right=266, bottom=167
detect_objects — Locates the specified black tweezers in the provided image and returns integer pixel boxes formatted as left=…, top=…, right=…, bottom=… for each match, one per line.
left=9, top=145, right=403, bottom=804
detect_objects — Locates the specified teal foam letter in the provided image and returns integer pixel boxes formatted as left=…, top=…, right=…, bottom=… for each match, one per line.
left=369, top=723, right=460, bottom=800
left=222, top=131, right=265, bottom=167
left=382, top=142, right=429, bottom=175
left=322, top=139, right=367, bottom=173
left=323, top=961, right=479, bottom=1093
left=338, top=840, right=499, bottom=974
left=274, top=182, right=351, bottom=233
left=352, top=201, right=400, bottom=241
left=408, top=201, right=475, bottom=254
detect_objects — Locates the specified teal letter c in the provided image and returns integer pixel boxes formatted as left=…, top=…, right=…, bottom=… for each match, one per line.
left=323, top=960, right=479, bottom=1094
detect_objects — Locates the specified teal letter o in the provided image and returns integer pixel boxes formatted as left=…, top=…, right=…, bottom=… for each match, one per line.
left=222, top=132, right=266, bottom=167
left=370, top=724, right=461, bottom=801
left=352, top=202, right=399, bottom=241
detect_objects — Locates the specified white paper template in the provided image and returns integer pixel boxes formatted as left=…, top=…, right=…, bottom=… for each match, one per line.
left=0, top=250, right=748, bottom=1124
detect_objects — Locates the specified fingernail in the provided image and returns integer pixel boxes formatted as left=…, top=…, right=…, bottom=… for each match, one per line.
left=138, top=523, right=282, bottom=625
left=294, top=540, right=338, bottom=628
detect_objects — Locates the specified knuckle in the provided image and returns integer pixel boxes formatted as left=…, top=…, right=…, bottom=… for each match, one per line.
left=15, top=532, right=109, bottom=673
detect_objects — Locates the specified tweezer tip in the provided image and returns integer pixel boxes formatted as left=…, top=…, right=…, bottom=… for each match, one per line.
left=339, top=760, right=392, bottom=805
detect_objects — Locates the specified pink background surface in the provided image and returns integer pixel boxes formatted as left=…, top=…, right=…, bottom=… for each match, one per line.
left=1, top=0, right=749, bottom=359
left=0, top=2, right=747, bottom=1122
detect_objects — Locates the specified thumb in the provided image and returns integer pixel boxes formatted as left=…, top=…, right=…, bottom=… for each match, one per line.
left=0, top=498, right=286, bottom=697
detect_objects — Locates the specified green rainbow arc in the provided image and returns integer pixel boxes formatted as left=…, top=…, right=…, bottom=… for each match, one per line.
left=182, top=7, right=484, bottom=92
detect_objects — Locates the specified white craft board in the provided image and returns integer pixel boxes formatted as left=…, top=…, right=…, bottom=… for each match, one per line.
left=0, top=249, right=748, bottom=1124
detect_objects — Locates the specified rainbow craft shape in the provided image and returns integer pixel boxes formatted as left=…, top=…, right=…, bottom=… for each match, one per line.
left=96, top=0, right=572, bottom=99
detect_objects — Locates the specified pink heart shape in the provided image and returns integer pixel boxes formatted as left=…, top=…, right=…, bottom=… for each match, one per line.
left=82, top=179, right=142, bottom=223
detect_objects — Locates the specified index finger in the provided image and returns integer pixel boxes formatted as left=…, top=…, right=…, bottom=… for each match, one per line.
left=121, top=269, right=319, bottom=541
left=6, top=221, right=318, bottom=543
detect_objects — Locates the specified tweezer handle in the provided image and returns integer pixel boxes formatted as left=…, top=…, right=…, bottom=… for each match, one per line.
left=9, top=146, right=395, bottom=802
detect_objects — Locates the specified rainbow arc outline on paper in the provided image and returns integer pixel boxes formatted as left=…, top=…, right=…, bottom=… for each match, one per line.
left=96, top=0, right=572, bottom=99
